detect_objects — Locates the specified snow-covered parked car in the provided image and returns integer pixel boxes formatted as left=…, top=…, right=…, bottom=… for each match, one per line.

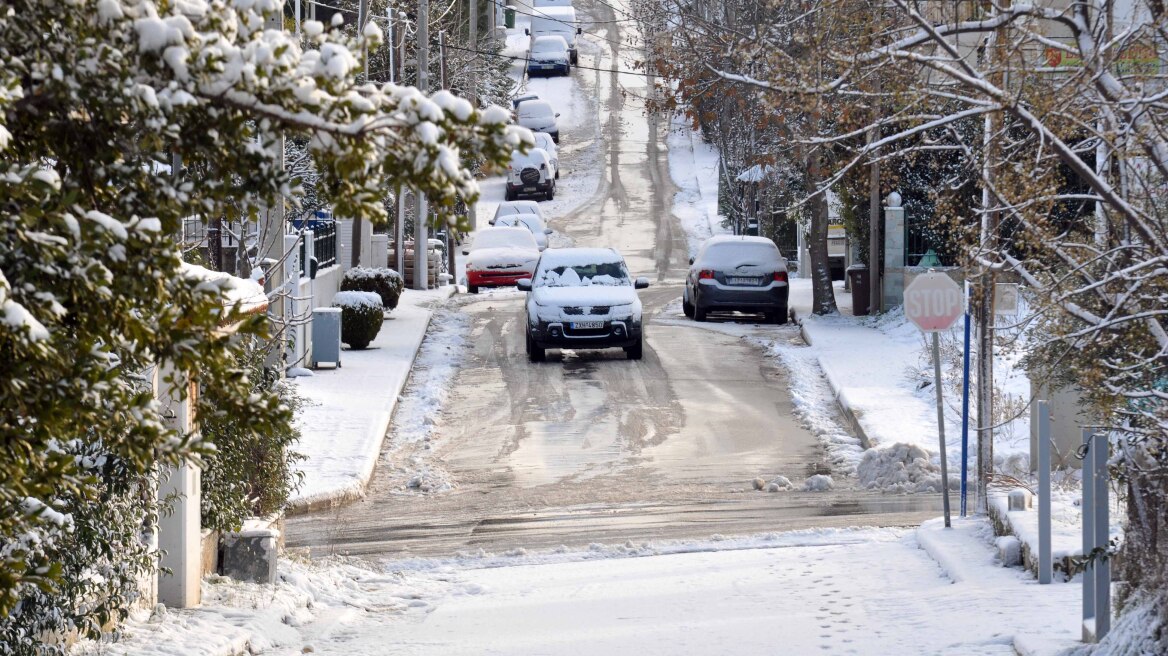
left=462, top=227, right=541, bottom=294
left=517, top=248, right=650, bottom=361
left=683, top=235, right=789, bottom=323
left=493, top=213, right=553, bottom=251
left=533, top=131, right=559, bottom=179
left=515, top=100, right=559, bottom=143
left=505, top=148, right=556, bottom=201
left=526, top=35, right=571, bottom=77
left=490, top=200, right=545, bottom=225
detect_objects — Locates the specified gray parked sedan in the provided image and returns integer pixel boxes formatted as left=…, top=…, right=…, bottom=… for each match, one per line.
left=683, top=235, right=790, bottom=324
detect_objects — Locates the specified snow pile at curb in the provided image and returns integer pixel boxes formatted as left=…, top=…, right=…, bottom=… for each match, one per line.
left=803, top=474, right=834, bottom=492
left=762, top=339, right=866, bottom=476
left=857, top=442, right=948, bottom=493
left=381, top=307, right=470, bottom=493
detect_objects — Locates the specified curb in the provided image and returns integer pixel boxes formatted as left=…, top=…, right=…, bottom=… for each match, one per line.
left=792, top=307, right=874, bottom=450
left=285, top=292, right=446, bottom=516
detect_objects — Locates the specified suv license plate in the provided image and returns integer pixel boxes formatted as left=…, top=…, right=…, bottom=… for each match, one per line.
left=571, top=321, right=604, bottom=329
left=523, top=186, right=537, bottom=192
left=728, top=276, right=760, bottom=286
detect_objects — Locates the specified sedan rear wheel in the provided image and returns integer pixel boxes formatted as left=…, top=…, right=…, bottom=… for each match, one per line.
left=693, top=304, right=707, bottom=322
left=773, top=306, right=788, bottom=325
left=682, top=293, right=695, bottom=318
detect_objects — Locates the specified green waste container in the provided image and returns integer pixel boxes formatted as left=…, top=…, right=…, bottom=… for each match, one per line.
left=504, top=5, right=516, bottom=28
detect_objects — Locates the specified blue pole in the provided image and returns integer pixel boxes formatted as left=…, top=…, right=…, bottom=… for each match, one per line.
left=960, top=283, right=972, bottom=517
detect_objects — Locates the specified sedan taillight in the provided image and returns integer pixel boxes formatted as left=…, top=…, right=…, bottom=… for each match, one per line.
left=698, top=270, right=715, bottom=280
left=773, top=271, right=788, bottom=283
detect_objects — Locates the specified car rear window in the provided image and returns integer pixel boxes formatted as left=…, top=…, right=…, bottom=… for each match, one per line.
left=518, top=102, right=554, bottom=121
left=700, top=242, right=783, bottom=269
left=473, top=228, right=537, bottom=250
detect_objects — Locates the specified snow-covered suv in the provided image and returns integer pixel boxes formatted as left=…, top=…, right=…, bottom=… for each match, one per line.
left=505, top=148, right=556, bottom=201
left=517, top=248, right=650, bottom=361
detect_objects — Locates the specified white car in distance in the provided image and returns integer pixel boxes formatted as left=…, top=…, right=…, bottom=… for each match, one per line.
left=516, top=100, right=560, bottom=143
left=490, top=200, right=545, bottom=226
left=533, top=132, right=559, bottom=179
left=494, top=213, right=553, bottom=251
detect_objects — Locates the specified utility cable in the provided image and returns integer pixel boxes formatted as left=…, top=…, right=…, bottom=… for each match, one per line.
left=441, top=41, right=659, bottom=78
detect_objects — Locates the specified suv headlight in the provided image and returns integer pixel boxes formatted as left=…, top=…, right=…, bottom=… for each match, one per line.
left=610, top=303, right=634, bottom=319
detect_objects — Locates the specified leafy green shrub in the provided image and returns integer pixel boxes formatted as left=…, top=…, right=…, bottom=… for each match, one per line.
left=0, top=440, right=158, bottom=655
left=341, top=267, right=405, bottom=310
left=200, top=337, right=305, bottom=533
left=334, top=291, right=384, bottom=349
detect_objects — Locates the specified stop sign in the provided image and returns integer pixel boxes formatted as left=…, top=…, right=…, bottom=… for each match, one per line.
left=904, top=272, right=963, bottom=332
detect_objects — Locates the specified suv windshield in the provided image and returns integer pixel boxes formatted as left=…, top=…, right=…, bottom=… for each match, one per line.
left=534, top=259, right=630, bottom=287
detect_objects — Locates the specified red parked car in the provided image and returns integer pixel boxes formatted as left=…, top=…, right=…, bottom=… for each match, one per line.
left=462, top=227, right=541, bottom=294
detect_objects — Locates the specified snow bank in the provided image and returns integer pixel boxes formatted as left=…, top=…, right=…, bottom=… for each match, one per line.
left=856, top=442, right=951, bottom=494
left=802, top=474, right=834, bottom=492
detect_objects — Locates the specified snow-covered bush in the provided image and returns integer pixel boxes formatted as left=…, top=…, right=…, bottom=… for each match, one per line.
left=341, top=267, right=405, bottom=310
left=334, top=291, right=384, bottom=349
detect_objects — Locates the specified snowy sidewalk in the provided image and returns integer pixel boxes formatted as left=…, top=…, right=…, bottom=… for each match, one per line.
left=789, top=279, right=950, bottom=456
left=288, top=287, right=453, bottom=512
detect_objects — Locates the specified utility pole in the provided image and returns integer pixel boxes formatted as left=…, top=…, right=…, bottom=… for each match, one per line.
left=350, top=0, right=371, bottom=270
left=415, top=0, right=430, bottom=290
left=975, top=9, right=1005, bottom=514
left=438, top=30, right=459, bottom=288
left=393, top=10, right=407, bottom=278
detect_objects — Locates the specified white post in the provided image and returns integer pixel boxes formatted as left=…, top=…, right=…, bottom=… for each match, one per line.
left=1093, top=433, right=1110, bottom=641
left=156, top=365, right=201, bottom=608
left=1082, top=428, right=1096, bottom=639
left=1037, top=400, right=1052, bottom=584
left=415, top=0, right=429, bottom=290
left=932, top=331, right=952, bottom=528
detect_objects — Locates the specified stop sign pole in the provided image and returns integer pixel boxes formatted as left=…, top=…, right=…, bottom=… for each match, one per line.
left=904, top=270, right=963, bottom=528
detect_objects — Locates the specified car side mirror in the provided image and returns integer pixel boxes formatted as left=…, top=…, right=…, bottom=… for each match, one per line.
left=576, top=27, right=582, bottom=35
left=525, top=28, right=530, bottom=35
left=517, top=278, right=533, bottom=291
left=688, top=257, right=694, bottom=265
left=555, top=113, right=561, bottom=117
left=461, top=248, right=470, bottom=255
left=634, top=277, right=650, bottom=290
left=544, top=228, right=553, bottom=234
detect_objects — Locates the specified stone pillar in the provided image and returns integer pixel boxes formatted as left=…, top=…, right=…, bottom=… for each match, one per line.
left=883, top=193, right=905, bottom=308
left=156, top=365, right=201, bottom=608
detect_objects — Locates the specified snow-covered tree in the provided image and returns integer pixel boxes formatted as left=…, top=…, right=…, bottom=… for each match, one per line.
left=651, top=0, right=1168, bottom=646
left=0, top=0, right=525, bottom=643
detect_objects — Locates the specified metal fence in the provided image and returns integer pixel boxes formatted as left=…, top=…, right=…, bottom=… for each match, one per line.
left=291, top=220, right=338, bottom=278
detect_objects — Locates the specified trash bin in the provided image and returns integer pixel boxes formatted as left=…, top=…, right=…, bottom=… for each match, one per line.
left=504, top=5, right=516, bottom=28
left=846, top=264, right=870, bottom=316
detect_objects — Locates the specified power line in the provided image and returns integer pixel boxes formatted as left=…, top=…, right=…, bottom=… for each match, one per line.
left=441, top=41, right=659, bottom=78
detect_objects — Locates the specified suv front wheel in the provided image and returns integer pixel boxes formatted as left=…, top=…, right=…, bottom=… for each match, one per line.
left=526, top=331, right=545, bottom=362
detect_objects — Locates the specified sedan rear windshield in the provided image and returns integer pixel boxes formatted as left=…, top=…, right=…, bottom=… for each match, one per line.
left=473, top=229, right=537, bottom=250
left=518, top=103, right=555, bottom=121
left=535, top=261, right=630, bottom=287
left=532, top=40, right=566, bottom=54
left=701, top=242, right=783, bottom=269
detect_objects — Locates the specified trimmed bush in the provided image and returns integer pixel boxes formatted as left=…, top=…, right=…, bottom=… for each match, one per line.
left=333, top=290, right=384, bottom=349
left=341, top=267, right=405, bottom=310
